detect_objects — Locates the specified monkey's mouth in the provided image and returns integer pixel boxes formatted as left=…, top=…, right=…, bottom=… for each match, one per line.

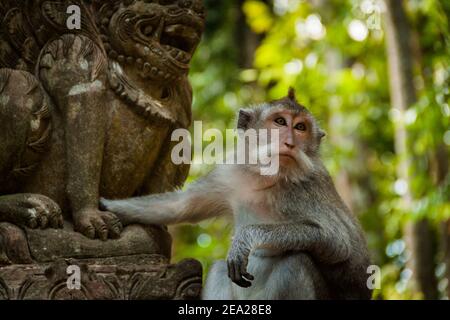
left=278, top=153, right=297, bottom=161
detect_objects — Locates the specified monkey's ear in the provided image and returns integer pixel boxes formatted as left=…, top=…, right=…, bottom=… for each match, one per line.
left=237, top=109, right=253, bottom=130
left=288, top=87, right=296, bottom=101
left=318, top=129, right=326, bottom=141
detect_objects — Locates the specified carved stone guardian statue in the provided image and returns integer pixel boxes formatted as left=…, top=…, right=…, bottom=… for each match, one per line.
left=0, top=0, right=205, bottom=299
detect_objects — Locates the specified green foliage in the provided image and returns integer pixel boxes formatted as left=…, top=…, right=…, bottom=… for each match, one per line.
left=172, top=0, right=450, bottom=298
left=243, top=0, right=274, bottom=33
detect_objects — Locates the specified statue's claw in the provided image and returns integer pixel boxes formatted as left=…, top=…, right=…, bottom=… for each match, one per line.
left=74, top=209, right=123, bottom=241
left=39, top=34, right=105, bottom=96
left=0, top=194, right=63, bottom=230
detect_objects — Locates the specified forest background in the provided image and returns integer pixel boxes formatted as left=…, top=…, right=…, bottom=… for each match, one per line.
left=170, top=0, right=449, bottom=300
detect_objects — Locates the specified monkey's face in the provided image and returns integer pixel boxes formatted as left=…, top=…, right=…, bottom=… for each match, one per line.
left=236, top=89, right=325, bottom=180
left=260, top=106, right=325, bottom=174
left=264, top=109, right=313, bottom=167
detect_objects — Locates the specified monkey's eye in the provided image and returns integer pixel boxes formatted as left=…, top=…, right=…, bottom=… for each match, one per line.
left=274, top=117, right=287, bottom=126
left=294, top=123, right=306, bottom=131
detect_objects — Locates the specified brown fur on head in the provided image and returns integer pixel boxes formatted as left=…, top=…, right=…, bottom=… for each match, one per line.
left=270, top=87, right=308, bottom=113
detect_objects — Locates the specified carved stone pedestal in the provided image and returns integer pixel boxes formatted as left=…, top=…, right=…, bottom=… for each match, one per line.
left=0, top=222, right=203, bottom=300
left=0, top=255, right=202, bottom=300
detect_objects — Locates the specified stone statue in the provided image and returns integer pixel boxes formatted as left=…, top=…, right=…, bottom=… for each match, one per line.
left=0, top=0, right=205, bottom=299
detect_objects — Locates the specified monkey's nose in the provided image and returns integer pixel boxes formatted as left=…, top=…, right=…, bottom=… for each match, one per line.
left=284, top=142, right=295, bottom=149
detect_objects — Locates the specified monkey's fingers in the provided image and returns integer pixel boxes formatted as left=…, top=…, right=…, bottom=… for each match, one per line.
left=239, top=264, right=254, bottom=284
left=227, top=260, right=252, bottom=288
left=233, top=277, right=252, bottom=288
left=227, top=260, right=233, bottom=279
left=236, top=258, right=253, bottom=281
left=241, top=270, right=254, bottom=281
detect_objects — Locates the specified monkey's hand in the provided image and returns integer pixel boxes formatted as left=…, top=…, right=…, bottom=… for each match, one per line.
left=227, top=233, right=254, bottom=288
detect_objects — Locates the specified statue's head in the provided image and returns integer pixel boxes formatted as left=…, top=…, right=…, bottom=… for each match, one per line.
left=95, top=0, right=205, bottom=83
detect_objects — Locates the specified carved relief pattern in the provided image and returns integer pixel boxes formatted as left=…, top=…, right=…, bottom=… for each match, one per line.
left=0, top=255, right=202, bottom=300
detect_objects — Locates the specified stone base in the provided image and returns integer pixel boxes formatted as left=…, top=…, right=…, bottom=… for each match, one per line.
left=0, top=222, right=172, bottom=264
left=0, top=254, right=202, bottom=300
left=0, top=222, right=203, bottom=299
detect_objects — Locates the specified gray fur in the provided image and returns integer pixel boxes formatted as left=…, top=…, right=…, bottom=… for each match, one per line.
left=203, top=253, right=329, bottom=299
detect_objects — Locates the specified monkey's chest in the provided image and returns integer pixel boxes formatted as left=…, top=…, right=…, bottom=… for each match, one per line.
left=233, top=198, right=278, bottom=226
left=100, top=98, right=170, bottom=198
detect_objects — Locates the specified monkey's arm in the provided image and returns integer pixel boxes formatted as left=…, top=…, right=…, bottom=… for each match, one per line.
left=101, top=170, right=232, bottom=225
left=227, top=221, right=351, bottom=287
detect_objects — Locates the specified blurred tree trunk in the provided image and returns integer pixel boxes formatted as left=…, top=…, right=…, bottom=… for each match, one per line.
left=432, top=145, right=450, bottom=298
left=412, top=16, right=450, bottom=300
left=384, top=0, right=438, bottom=299
left=236, top=0, right=263, bottom=68
left=443, top=220, right=450, bottom=298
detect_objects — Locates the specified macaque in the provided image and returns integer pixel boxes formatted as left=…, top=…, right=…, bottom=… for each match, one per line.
left=101, top=89, right=373, bottom=299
